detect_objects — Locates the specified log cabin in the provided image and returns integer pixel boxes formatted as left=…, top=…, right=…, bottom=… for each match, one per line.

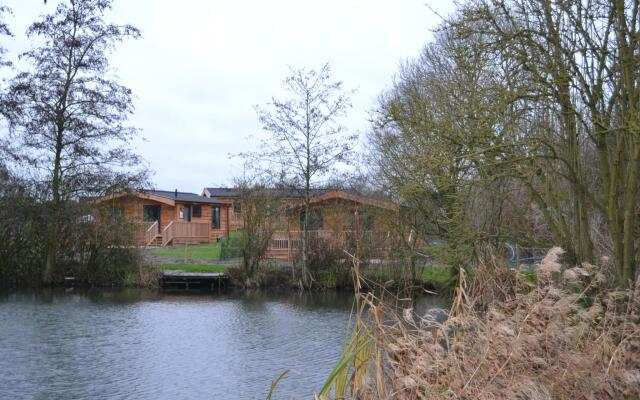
left=202, top=187, right=328, bottom=232
left=268, top=190, right=401, bottom=261
left=95, top=189, right=231, bottom=246
left=203, top=187, right=400, bottom=261
left=202, top=187, right=243, bottom=231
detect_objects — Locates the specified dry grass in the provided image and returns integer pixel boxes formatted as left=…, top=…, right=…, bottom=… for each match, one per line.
left=318, top=247, right=640, bottom=399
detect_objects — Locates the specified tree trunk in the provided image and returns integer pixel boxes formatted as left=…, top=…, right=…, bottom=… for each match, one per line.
left=301, top=92, right=311, bottom=288
left=43, top=126, right=64, bottom=284
left=613, top=0, right=639, bottom=286
left=301, top=178, right=310, bottom=288
left=541, top=0, right=594, bottom=264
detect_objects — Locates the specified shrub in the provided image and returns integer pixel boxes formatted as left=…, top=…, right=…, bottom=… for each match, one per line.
left=319, top=248, right=640, bottom=399
left=306, top=237, right=344, bottom=272
left=220, top=235, right=242, bottom=260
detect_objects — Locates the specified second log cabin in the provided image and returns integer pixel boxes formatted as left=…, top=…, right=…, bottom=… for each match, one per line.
left=95, top=189, right=231, bottom=246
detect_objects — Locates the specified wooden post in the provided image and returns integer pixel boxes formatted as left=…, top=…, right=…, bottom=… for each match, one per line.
left=184, top=242, right=188, bottom=262
left=288, top=230, right=291, bottom=262
left=225, top=206, right=230, bottom=240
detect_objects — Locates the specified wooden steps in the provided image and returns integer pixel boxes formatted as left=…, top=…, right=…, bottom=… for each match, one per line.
left=147, top=235, right=164, bottom=247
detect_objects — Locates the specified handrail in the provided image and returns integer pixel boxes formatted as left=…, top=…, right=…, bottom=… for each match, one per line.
left=162, top=221, right=175, bottom=246
left=269, top=230, right=393, bottom=250
left=144, top=221, right=159, bottom=246
left=162, top=221, right=210, bottom=246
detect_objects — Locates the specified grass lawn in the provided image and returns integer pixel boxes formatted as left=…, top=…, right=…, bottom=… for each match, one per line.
left=154, top=263, right=230, bottom=273
left=149, top=232, right=241, bottom=260
left=150, top=242, right=222, bottom=260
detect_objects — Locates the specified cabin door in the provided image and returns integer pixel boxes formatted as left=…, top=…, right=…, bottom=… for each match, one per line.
left=143, top=205, right=161, bottom=233
left=184, top=205, right=191, bottom=222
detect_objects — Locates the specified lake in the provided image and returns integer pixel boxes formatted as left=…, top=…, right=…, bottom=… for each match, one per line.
left=0, top=288, right=446, bottom=399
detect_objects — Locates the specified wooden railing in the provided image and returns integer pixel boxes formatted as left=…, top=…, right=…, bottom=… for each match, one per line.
left=162, top=221, right=210, bottom=246
left=144, top=221, right=159, bottom=245
left=135, top=221, right=156, bottom=245
left=269, top=230, right=394, bottom=254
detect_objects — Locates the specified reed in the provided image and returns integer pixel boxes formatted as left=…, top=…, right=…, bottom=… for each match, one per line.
left=315, top=247, right=640, bottom=399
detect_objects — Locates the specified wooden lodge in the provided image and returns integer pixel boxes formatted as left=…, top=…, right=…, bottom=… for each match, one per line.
left=267, top=190, right=400, bottom=261
left=204, top=187, right=400, bottom=261
left=202, top=187, right=328, bottom=232
left=95, top=186, right=401, bottom=259
left=95, top=189, right=231, bottom=246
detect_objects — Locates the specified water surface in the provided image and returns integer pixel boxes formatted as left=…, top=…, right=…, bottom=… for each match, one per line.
left=0, top=289, right=445, bottom=399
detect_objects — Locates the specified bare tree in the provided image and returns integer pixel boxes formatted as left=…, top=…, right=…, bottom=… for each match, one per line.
left=370, top=0, right=639, bottom=286
left=234, top=177, right=277, bottom=280
left=0, top=4, right=13, bottom=163
left=247, top=63, right=355, bottom=287
left=4, top=0, right=144, bottom=283
left=449, top=0, right=640, bottom=285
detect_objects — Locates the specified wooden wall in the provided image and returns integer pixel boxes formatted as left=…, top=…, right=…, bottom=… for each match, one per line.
left=173, top=202, right=229, bottom=240
left=284, top=199, right=396, bottom=232
left=209, top=196, right=242, bottom=231
left=104, top=195, right=229, bottom=241
left=210, top=205, right=229, bottom=241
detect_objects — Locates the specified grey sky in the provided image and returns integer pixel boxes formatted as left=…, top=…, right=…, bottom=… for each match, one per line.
left=3, top=0, right=454, bottom=193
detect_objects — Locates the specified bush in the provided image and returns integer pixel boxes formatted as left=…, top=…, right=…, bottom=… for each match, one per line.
left=320, top=248, right=640, bottom=399
left=306, top=237, right=345, bottom=273
left=227, top=264, right=295, bottom=289
left=316, top=264, right=353, bottom=290
left=0, top=192, right=145, bottom=287
left=0, top=194, right=48, bottom=287
left=220, top=234, right=242, bottom=260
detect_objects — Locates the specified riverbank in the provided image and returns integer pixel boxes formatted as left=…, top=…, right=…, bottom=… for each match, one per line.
left=0, top=239, right=455, bottom=295
left=143, top=242, right=456, bottom=294
left=148, top=261, right=454, bottom=294
left=316, top=248, right=640, bottom=399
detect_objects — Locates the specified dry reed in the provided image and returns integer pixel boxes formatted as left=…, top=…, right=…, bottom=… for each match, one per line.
left=317, top=247, right=640, bottom=399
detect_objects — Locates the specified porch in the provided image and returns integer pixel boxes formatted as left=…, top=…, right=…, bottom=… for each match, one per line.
left=267, top=230, right=394, bottom=261
left=137, top=220, right=211, bottom=247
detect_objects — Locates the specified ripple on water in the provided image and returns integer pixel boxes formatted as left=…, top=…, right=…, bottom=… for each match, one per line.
left=0, top=289, right=360, bottom=400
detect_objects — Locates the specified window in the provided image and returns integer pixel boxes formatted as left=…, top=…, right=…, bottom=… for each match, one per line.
left=109, top=206, right=123, bottom=219
left=143, top=205, right=160, bottom=222
left=233, top=199, right=241, bottom=214
left=212, top=206, right=220, bottom=229
left=299, top=208, right=323, bottom=230
left=358, top=211, right=374, bottom=231
left=192, top=205, right=202, bottom=218
left=349, top=210, right=374, bottom=231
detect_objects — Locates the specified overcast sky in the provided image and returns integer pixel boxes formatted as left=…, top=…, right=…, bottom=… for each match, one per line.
left=3, top=0, right=455, bottom=193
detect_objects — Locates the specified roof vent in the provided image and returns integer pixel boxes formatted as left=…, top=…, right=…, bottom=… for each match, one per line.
left=174, top=189, right=178, bottom=198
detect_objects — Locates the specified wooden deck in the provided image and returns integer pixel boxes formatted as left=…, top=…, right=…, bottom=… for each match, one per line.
left=161, top=269, right=228, bottom=291
left=138, top=221, right=211, bottom=247
left=267, top=230, right=394, bottom=261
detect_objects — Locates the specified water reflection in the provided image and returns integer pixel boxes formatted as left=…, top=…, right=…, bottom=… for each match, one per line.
left=0, top=288, right=444, bottom=399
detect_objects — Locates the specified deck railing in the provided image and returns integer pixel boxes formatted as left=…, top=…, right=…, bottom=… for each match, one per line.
left=269, top=230, right=394, bottom=258
left=162, top=221, right=210, bottom=246
left=144, top=221, right=159, bottom=245
left=135, top=221, right=156, bottom=245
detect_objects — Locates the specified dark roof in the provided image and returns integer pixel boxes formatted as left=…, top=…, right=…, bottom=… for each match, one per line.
left=203, top=188, right=239, bottom=197
left=146, top=190, right=230, bottom=205
left=203, top=187, right=329, bottom=198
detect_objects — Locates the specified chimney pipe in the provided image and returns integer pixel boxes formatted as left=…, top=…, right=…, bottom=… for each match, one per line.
left=174, top=189, right=178, bottom=198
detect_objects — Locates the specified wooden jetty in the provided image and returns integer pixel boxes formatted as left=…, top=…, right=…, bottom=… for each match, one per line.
left=161, top=270, right=228, bottom=291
